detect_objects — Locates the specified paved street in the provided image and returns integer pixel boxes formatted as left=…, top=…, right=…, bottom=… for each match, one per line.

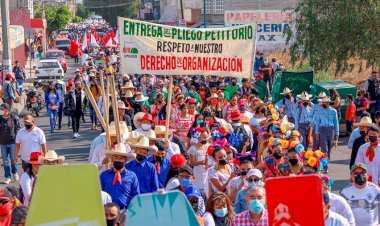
left=0, top=57, right=353, bottom=193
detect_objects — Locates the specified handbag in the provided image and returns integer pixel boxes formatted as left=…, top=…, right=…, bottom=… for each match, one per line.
left=51, top=105, right=59, bottom=111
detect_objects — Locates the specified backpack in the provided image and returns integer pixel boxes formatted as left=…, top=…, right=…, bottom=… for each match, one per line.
left=228, top=124, right=250, bottom=153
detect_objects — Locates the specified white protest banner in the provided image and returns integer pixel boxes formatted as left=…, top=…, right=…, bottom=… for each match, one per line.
left=118, top=17, right=255, bottom=78
left=224, top=10, right=292, bottom=52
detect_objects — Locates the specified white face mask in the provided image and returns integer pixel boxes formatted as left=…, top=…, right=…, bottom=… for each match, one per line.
left=0, top=110, right=3, bottom=116
left=141, top=124, right=151, bottom=131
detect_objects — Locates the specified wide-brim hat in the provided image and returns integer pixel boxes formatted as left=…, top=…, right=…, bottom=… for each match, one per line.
left=281, top=115, right=295, bottom=131
left=129, top=136, right=158, bottom=155
left=126, top=131, right=144, bottom=146
left=280, top=87, right=293, bottom=95
left=106, top=143, right=136, bottom=161
left=206, top=93, right=221, bottom=101
left=101, top=121, right=129, bottom=136
left=135, top=94, right=149, bottom=102
left=154, top=125, right=172, bottom=137
left=124, top=91, right=133, bottom=98
left=317, top=92, right=327, bottom=99
left=321, top=96, right=331, bottom=102
left=38, top=150, right=65, bottom=164
left=146, top=129, right=164, bottom=141
left=117, top=101, right=128, bottom=109
left=252, top=99, right=266, bottom=111
left=353, top=116, right=373, bottom=127
left=133, top=112, right=146, bottom=129
left=27, top=152, right=44, bottom=165
left=297, top=91, right=313, bottom=101
left=121, top=82, right=136, bottom=90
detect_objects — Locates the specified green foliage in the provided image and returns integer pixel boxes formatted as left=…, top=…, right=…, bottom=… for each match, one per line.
left=286, top=0, right=380, bottom=75
left=287, top=63, right=311, bottom=72
left=76, top=3, right=93, bottom=19
left=33, top=3, right=42, bottom=18
left=45, top=6, right=72, bottom=34
left=83, top=0, right=139, bottom=26
left=72, top=16, right=84, bottom=23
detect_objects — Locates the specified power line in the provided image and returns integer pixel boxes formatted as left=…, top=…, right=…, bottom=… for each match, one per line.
left=84, top=3, right=129, bottom=9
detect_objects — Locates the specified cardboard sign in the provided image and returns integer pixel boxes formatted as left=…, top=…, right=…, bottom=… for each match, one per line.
left=126, top=191, right=199, bottom=226
left=118, top=17, right=255, bottom=78
left=265, top=175, right=324, bottom=226
left=26, top=164, right=106, bottom=226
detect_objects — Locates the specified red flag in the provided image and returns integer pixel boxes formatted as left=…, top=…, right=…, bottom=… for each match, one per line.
left=69, top=40, right=79, bottom=57
left=102, top=31, right=115, bottom=45
left=92, top=27, right=99, bottom=42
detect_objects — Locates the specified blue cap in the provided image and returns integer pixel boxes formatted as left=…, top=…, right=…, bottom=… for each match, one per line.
left=184, top=185, right=201, bottom=199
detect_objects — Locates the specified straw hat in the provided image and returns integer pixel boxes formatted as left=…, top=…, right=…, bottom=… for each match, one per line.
left=135, top=93, right=149, bottom=102
left=281, top=115, right=295, bottom=131
left=124, top=91, right=134, bottom=98
left=280, top=87, right=293, bottom=95
left=126, top=131, right=144, bottom=145
left=146, top=129, right=163, bottom=141
left=155, top=125, right=172, bottom=136
left=117, top=101, right=128, bottom=109
left=38, top=150, right=65, bottom=164
left=129, top=136, right=158, bottom=155
left=321, top=96, right=331, bottom=102
left=252, top=99, right=266, bottom=112
left=101, top=121, right=129, bottom=136
left=318, top=92, right=327, bottom=99
left=106, top=143, right=136, bottom=161
left=353, top=117, right=373, bottom=127
left=121, top=82, right=136, bottom=90
left=133, top=112, right=146, bottom=129
left=297, top=91, right=313, bottom=101
left=206, top=93, right=221, bottom=101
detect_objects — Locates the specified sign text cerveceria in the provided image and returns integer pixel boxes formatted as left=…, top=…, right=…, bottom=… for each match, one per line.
left=123, top=19, right=253, bottom=41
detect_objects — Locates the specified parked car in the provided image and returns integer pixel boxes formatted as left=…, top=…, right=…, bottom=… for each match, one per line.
left=45, top=50, right=67, bottom=72
left=34, top=59, right=64, bottom=81
left=54, top=38, right=71, bottom=55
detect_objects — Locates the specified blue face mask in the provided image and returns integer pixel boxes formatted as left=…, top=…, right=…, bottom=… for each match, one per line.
left=179, top=178, right=192, bottom=188
left=249, top=199, right=264, bottom=213
left=197, top=120, right=204, bottom=126
left=247, top=181, right=260, bottom=187
left=214, top=208, right=228, bottom=218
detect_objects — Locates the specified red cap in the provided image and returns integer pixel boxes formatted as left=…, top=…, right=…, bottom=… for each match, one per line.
left=255, top=74, right=262, bottom=79
left=238, top=99, right=248, bottom=107
left=5, top=73, right=13, bottom=79
left=27, top=152, right=44, bottom=165
left=170, top=154, right=187, bottom=168
left=230, top=109, right=241, bottom=121
left=139, top=113, right=153, bottom=122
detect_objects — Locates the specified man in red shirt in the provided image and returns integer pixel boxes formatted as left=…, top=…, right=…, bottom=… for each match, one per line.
left=259, top=58, right=274, bottom=93
left=0, top=189, right=17, bottom=225
left=345, top=94, right=356, bottom=135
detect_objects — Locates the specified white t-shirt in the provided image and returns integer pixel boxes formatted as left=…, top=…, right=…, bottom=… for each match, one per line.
left=328, top=191, right=355, bottom=226
left=188, top=145, right=208, bottom=189
left=325, top=210, right=350, bottom=226
left=340, top=183, right=380, bottom=226
left=168, top=142, right=181, bottom=160
left=227, top=176, right=248, bottom=196
left=355, top=143, right=380, bottom=185
left=202, top=212, right=215, bottom=226
left=16, top=127, right=46, bottom=161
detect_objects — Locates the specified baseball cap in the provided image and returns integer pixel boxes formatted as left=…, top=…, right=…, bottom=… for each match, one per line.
left=179, top=165, right=193, bottom=175
left=165, top=178, right=180, bottom=191
left=5, top=73, right=13, bottom=79
left=350, top=163, right=367, bottom=173
left=247, top=169, right=262, bottom=179
left=184, top=185, right=201, bottom=199
left=0, top=103, right=10, bottom=110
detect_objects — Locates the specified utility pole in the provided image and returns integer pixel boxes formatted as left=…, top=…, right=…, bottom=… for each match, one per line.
left=1, top=0, right=11, bottom=73
left=203, top=0, right=206, bottom=28
left=41, top=0, right=46, bottom=55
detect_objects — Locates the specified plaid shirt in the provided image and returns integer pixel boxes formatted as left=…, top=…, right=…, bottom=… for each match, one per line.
left=231, top=210, right=269, bottom=226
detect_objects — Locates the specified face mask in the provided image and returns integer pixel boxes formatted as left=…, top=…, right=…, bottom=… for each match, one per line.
left=106, top=219, right=118, bottom=226
left=248, top=181, right=260, bottom=187
left=155, top=155, right=163, bottom=162
left=249, top=199, right=264, bottom=213
left=25, top=124, right=33, bottom=130
left=214, top=208, right=228, bottom=218
left=285, top=95, right=291, bottom=99
left=189, top=90, right=195, bottom=95
left=354, top=173, right=367, bottom=186
left=273, top=152, right=283, bottom=160
left=303, top=102, right=308, bottom=107
left=157, top=100, right=163, bottom=104
left=197, top=120, right=204, bottom=126
left=289, top=158, right=298, bottom=166
left=136, top=154, right=146, bottom=162
left=141, top=124, right=151, bottom=131
left=201, top=140, right=207, bottom=145
left=191, top=202, right=199, bottom=212
left=231, top=82, right=237, bottom=86
left=0, top=201, right=12, bottom=216
left=0, top=110, right=3, bottom=116
left=179, top=178, right=192, bottom=188
left=240, top=171, right=248, bottom=176
left=369, top=136, right=378, bottom=143
left=113, top=161, right=124, bottom=170
left=219, top=159, right=228, bottom=166
left=239, top=106, right=246, bottom=112
left=260, top=109, right=266, bottom=114
left=360, top=131, right=366, bottom=136
left=322, top=104, right=328, bottom=109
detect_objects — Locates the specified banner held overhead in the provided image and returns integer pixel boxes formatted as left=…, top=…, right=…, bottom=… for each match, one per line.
left=118, top=17, right=255, bottom=78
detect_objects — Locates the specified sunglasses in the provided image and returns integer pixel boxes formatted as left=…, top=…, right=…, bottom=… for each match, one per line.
left=354, top=172, right=366, bottom=177
left=247, top=178, right=260, bottom=183
left=0, top=199, right=9, bottom=205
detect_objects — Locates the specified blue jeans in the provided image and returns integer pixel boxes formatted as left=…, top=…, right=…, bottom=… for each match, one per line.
left=16, top=79, right=23, bottom=94
left=89, top=107, right=97, bottom=125
left=47, top=108, right=57, bottom=132
left=1, top=144, right=17, bottom=178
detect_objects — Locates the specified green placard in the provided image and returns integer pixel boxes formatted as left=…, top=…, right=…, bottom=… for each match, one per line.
left=26, top=164, right=106, bottom=226
left=126, top=191, right=200, bottom=226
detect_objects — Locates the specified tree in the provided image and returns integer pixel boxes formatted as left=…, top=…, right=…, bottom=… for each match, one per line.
left=45, top=5, right=72, bottom=34
left=76, top=3, right=93, bottom=19
left=286, top=0, right=380, bottom=75
left=83, top=0, right=140, bottom=26
left=72, top=16, right=84, bottom=23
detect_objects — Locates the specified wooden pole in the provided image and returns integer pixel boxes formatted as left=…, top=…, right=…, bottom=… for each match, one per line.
left=105, top=76, right=111, bottom=151
left=99, top=72, right=110, bottom=151
left=111, top=75, right=121, bottom=144
left=82, top=84, right=106, bottom=130
left=165, top=76, right=173, bottom=140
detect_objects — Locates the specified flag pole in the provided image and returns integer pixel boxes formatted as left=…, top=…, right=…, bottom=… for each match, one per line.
left=164, top=76, right=173, bottom=140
